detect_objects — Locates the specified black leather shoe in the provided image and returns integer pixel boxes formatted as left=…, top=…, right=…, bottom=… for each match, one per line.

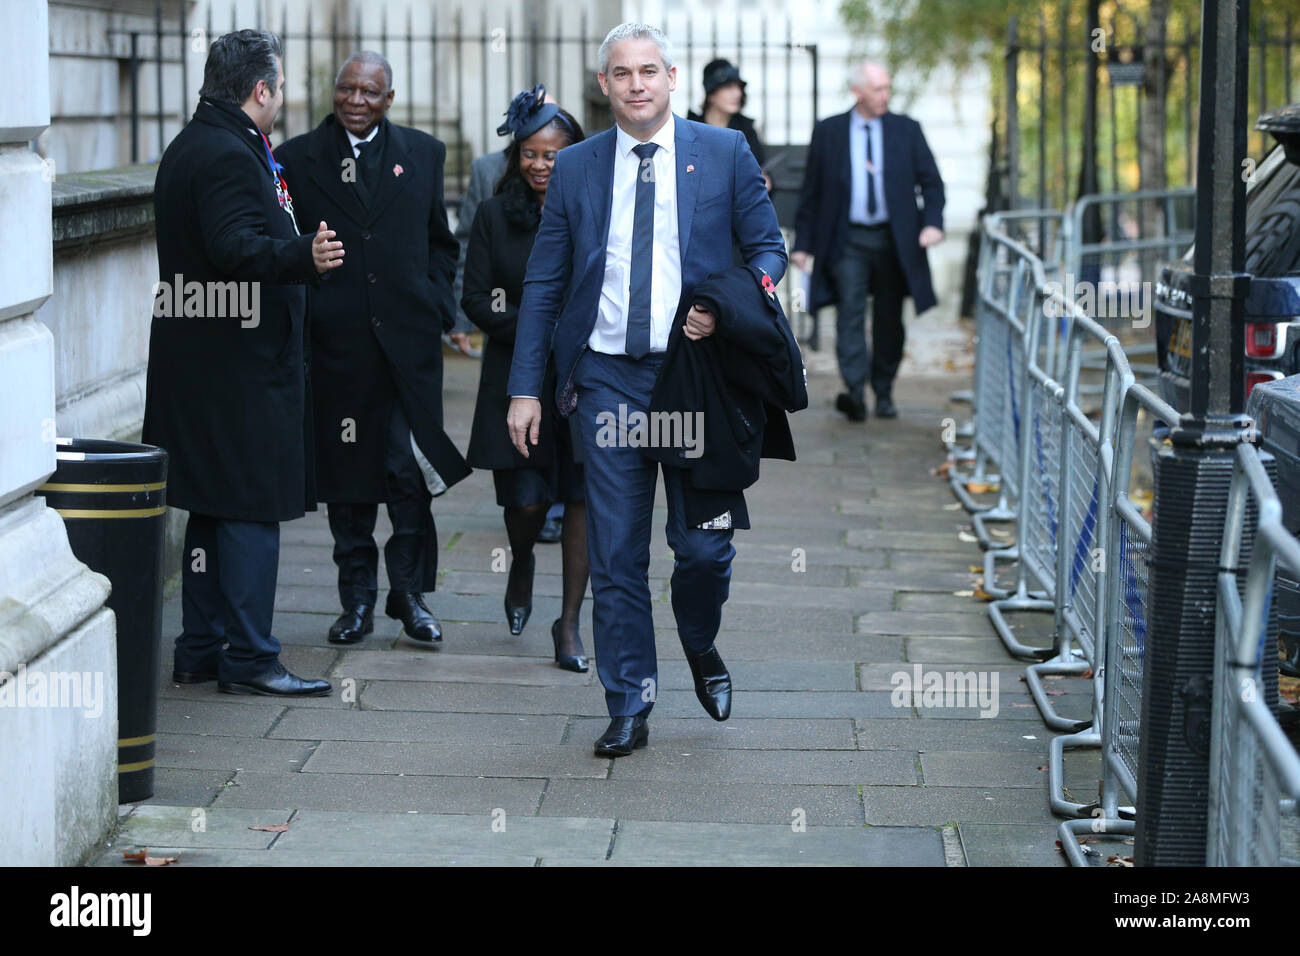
left=385, top=591, right=443, bottom=644
left=835, top=392, right=867, bottom=422
left=218, top=663, right=331, bottom=697
left=537, top=515, right=563, bottom=543
left=594, top=715, right=649, bottom=757
left=875, top=397, right=898, bottom=419
left=327, top=604, right=374, bottom=645
left=551, top=619, right=589, bottom=673
left=172, top=669, right=217, bottom=684
left=685, top=645, right=732, bottom=721
left=504, top=554, right=534, bottom=635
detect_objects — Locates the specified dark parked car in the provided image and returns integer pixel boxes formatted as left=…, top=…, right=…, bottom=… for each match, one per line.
left=1247, top=375, right=1300, bottom=679
left=1156, top=104, right=1300, bottom=411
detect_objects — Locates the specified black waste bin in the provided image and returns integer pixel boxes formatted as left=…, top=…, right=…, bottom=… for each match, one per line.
left=35, top=439, right=168, bottom=803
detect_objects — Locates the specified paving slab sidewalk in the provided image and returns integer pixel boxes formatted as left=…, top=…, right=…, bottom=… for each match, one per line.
left=91, top=343, right=1089, bottom=867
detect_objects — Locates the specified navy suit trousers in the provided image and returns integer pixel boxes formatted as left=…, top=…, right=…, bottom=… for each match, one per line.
left=572, top=350, right=736, bottom=718
left=175, top=513, right=281, bottom=682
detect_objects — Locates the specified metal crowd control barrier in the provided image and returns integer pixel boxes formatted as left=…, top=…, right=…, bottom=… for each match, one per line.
left=1057, top=379, right=1177, bottom=861
left=1208, top=443, right=1300, bottom=866
left=1026, top=310, right=1126, bottom=742
left=1059, top=188, right=1196, bottom=387
left=968, top=200, right=1300, bottom=865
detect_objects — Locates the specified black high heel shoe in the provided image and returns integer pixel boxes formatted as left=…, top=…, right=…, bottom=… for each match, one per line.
left=551, top=619, right=589, bottom=673
left=504, top=553, right=534, bottom=635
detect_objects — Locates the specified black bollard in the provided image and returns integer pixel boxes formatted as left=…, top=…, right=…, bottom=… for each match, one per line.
left=36, top=439, right=168, bottom=803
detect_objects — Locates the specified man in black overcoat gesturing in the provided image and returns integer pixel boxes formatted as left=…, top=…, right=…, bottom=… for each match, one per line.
left=276, top=51, right=471, bottom=647
left=144, top=30, right=343, bottom=696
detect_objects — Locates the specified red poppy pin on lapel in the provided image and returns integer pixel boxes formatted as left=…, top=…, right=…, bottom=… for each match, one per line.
left=761, top=272, right=776, bottom=300
left=686, top=164, right=695, bottom=173
left=393, top=164, right=404, bottom=177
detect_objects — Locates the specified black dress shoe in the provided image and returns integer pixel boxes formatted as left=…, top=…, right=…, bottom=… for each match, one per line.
left=172, top=669, right=217, bottom=684
left=327, top=604, right=374, bottom=645
left=551, top=619, right=589, bottom=673
left=218, top=663, right=331, bottom=697
left=385, top=591, right=443, bottom=644
left=875, top=397, right=898, bottom=419
left=685, top=645, right=732, bottom=721
left=504, top=553, right=534, bottom=635
left=594, top=715, right=649, bottom=757
left=835, top=392, right=867, bottom=422
left=537, top=515, right=563, bottom=543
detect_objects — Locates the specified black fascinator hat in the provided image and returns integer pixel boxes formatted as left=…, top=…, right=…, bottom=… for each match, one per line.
left=497, top=84, right=563, bottom=140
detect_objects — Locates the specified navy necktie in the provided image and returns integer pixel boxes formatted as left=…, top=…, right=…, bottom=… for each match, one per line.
left=626, top=141, right=659, bottom=359
left=865, top=122, right=878, bottom=219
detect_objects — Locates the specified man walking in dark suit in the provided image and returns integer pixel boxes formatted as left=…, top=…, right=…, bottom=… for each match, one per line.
left=506, top=23, right=787, bottom=757
left=793, top=62, right=945, bottom=421
left=145, top=30, right=342, bottom=696
left=276, top=51, right=471, bottom=647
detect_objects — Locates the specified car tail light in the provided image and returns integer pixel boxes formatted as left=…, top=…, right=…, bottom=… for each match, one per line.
left=1246, top=371, right=1282, bottom=398
left=1245, top=323, right=1278, bottom=358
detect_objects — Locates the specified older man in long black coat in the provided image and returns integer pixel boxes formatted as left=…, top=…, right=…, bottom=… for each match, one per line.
left=276, top=51, right=470, bottom=646
left=144, top=30, right=341, bottom=696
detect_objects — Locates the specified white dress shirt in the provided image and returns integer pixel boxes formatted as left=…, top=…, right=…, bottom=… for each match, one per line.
left=345, top=123, right=380, bottom=158
left=588, top=112, right=681, bottom=355
left=849, top=113, right=889, bottom=226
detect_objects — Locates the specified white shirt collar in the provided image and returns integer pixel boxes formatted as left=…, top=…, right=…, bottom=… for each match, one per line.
left=346, top=124, right=381, bottom=149
left=615, top=111, right=675, bottom=159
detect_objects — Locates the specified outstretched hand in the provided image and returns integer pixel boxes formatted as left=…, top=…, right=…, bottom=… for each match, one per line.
left=313, top=221, right=345, bottom=273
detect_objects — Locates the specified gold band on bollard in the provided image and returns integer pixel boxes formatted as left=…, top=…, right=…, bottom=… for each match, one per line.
left=39, top=482, right=167, bottom=493
left=54, top=506, right=167, bottom=519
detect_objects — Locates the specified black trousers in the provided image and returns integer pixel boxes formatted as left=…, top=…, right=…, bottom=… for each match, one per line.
left=831, top=223, right=908, bottom=403
left=328, top=400, right=436, bottom=608
left=175, top=513, right=281, bottom=682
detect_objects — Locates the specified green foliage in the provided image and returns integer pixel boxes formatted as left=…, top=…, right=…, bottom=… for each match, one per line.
left=839, top=0, right=1300, bottom=208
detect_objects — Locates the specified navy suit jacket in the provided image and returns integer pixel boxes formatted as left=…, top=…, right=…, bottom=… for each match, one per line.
left=793, top=109, right=945, bottom=314
left=506, top=114, right=787, bottom=408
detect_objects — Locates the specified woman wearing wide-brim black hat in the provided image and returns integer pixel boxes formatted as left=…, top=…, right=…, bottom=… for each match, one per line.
left=687, top=58, right=772, bottom=193
left=461, top=85, right=590, bottom=671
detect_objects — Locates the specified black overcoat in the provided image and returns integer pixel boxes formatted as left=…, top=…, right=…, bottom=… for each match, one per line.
left=460, top=186, right=565, bottom=471
left=143, top=98, right=320, bottom=522
left=275, top=115, right=471, bottom=503
left=646, top=264, right=808, bottom=529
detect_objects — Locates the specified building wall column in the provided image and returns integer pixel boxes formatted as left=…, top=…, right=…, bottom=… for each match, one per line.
left=0, top=0, right=119, bottom=867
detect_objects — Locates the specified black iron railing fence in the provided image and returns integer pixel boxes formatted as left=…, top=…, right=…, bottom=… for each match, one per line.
left=94, top=1, right=819, bottom=198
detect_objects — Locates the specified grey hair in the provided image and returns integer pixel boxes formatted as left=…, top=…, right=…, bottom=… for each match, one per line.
left=336, top=50, right=393, bottom=91
left=199, top=29, right=282, bottom=104
left=598, top=22, right=674, bottom=75
left=849, top=61, right=889, bottom=88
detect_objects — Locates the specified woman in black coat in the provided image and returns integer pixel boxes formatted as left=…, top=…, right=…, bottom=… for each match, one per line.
left=687, top=58, right=772, bottom=193
left=461, top=87, right=589, bottom=671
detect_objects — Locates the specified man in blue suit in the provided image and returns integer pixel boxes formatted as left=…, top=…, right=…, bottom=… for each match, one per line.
left=506, top=22, right=786, bottom=757
left=793, top=62, right=945, bottom=421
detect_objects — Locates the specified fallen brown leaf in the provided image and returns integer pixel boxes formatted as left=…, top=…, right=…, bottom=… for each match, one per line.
left=966, top=481, right=994, bottom=495
left=1044, top=689, right=1065, bottom=696
left=1107, top=855, right=1135, bottom=867
left=121, top=847, right=147, bottom=863
left=972, top=587, right=994, bottom=601
left=145, top=856, right=179, bottom=866
left=1011, top=702, right=1034, bottom=708
left=248, top=823, right=291, bottom=833
left=931, top=461, right=953, bottom=478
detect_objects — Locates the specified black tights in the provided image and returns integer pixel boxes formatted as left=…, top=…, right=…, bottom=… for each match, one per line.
left=502, top=501, right=589, bottom=654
